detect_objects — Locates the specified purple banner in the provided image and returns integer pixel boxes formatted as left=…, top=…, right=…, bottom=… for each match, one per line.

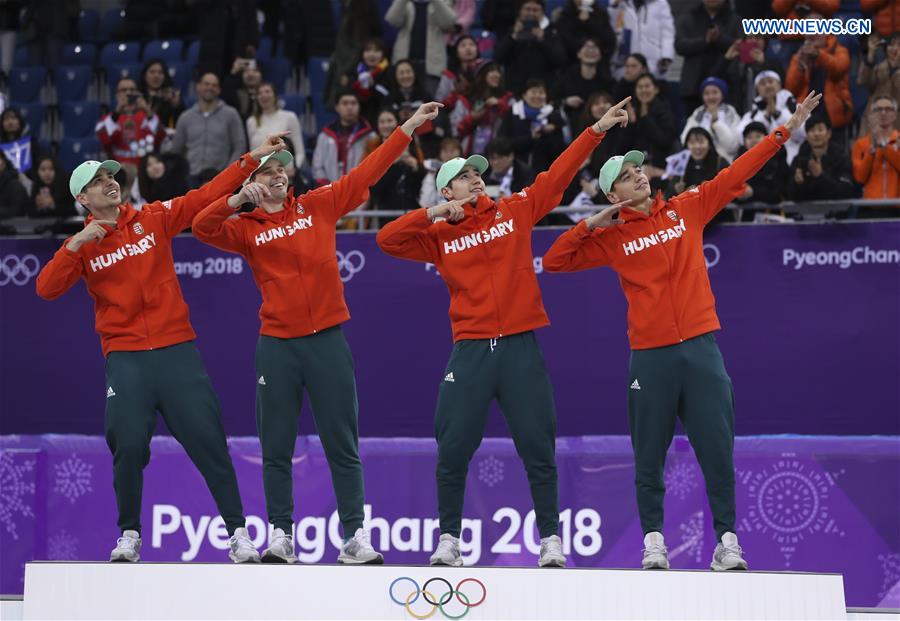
left=0, top=434, right=898, bottom=608
left=1, top=222, right=898, bottom=437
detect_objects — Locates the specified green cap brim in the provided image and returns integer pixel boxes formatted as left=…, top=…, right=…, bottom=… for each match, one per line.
left=598, top=150, right=644, bottom=195
left=246, top=150, right=294, bottom=185
left=435, top=155, right=489, bottom=192
left=69, top=160, right=122, bottom=199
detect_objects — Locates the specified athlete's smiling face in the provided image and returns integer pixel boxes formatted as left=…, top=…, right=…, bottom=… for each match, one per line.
left=78, top=168, right=121, bottom=212
left=252, top=160, right=289, bottom=201
left=442, top=165, right=484, bottom=203
left=607, top=162, right=650, bottom=204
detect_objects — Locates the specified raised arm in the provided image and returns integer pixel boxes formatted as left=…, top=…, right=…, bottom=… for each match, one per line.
left=35, top=219, right=115, bottom=299
left=327, top=102, right=441, bottom=219
left=543, top=203, right=626, bottom=272
left=693, top=91, right=822, bottom=224
left=155, top=133, right=289, bottom=237
left=526, top=96, right=631, bottom=223
left=191, top=189, right=259, bottom=255
left=376, top=197, right=470, bottom=263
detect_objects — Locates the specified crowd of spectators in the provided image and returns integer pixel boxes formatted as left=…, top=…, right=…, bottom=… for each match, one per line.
left=0, top=0, right=897, bottom=230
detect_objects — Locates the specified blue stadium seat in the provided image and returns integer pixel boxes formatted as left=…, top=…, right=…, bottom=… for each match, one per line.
left=261, top=57, right=291, bottom=94
left=166, top=61, right=193, bottom=93
left=257, top=37, right=276, bottom=59
left=282, top=93, right=305, bottom=117
left=143, top=39, right=184, bottom=63
left=58, top=137, right=103, bottom=173
left=13, top=46, right=30, bottom=67
left=55, top=66, right=94, bottom=102
left=78, top=9, right=100, bottom=42
left=99, top=42, right=141, bottom=68
left=8, top=67, right=46, bottom=103
left=62, top=43, right=97, bottom=66
left=311, top=96, right=336, bottom=134
left=185, top=40, right=200, bottom=66
left=10, top=102, right=45, bottom=137
left=307, top=57, right=330, bottom=98
left=98, top=9, right=126, bottom=42
left=60, top=101, right=101, bottom=138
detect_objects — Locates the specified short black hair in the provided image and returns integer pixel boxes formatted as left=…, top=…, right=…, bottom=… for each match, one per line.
left=804, top=114, right=831, bottom=133
left=486, top=137, right=513, bottom=157
left=335, top=89, right=360, bottom=104
left=521, top=78, right=547, bottom=96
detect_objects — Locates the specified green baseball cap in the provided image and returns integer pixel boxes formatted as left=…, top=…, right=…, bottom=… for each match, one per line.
left=69, top=160, right=122, bottom=199
left=598, top=150, right=644, bottom=195
left=245, top=150, right=294, bottom=185
left=435, top=155, right=489, bottom=192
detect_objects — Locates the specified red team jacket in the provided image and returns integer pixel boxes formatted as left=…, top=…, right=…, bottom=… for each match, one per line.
left=543, top=126, right=793, bottom=350
left=192, top=127, right=413, bottom=338
left=35, top=154, right=257, bottom=355
left=376, top=126, right=607, bottom=341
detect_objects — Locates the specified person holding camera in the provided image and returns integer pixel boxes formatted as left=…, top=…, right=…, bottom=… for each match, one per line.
left=859, top=33, right=900, bottom=133
left=96, top=77, right=167, bottom=169
left=494, top=0, right=567, bottom=95
left=786, top=29, right=852, bottom=136
left=224, top=51, right=265, bottom=122
left=139, top=59, right=185, bottom=131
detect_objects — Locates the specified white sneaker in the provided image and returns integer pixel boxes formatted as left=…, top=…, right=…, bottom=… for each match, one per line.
left=429, top=533, right=463, bottom=567
left=110, top=530, right=141, bottom=562
left=261, top=528, right=298, bottom=564
left=710, top=532, right=748, bottom=571
left=228, top=527, right=261, bottom=563
left=642, top=531, right=669, bottom=569
left=538, top=535, right=566, bottom=567
left=337, top=528, right=384, bottom=564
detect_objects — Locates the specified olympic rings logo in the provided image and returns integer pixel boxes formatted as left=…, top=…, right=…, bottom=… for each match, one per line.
left=389, top=576, right=487, bottom=619
left=703, top=243, right=720, bottom=269
left=0, top=254, right=40, bottom=286
left=336, top=250, right=365, bottom=282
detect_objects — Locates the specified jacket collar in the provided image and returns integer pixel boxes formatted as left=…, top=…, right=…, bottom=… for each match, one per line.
left=619, top=191, right=667, bottom=222
left=239, top=188, right=297, bottom=222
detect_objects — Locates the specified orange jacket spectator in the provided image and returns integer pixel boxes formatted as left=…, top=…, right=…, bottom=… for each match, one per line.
left=861, top=0, right=900, bottom=37
left=786, top=35, right=852, bottom=129
left=852, top=129, right=900, bottom=199
left=771, top=0, right=839, bottom=39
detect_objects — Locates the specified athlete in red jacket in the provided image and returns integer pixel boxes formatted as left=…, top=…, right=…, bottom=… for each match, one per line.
left=192, top=102, right=443, bottom=565
left=36, top=133, right=290, bottom=563
left=544, top=91, right=823, bottom=572
left=377, top=97, right=632, bottom=568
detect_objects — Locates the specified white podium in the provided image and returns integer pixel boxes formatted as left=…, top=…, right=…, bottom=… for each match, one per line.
left=23, top=562, right=847, bottom=620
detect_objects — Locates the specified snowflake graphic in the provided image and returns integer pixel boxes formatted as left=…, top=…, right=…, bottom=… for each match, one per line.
left=665, top=461, right=699, bottom=500
left=53, top=454, right=94, bottom=504
left=739, top=457, right=844, bottom=567
left=477, top=456, right=504, bottom=487
left=0, top=450, right=36, bottom=540
left=48, top=529, right=79, bottom=561
left=678, top=511, right=705, bottom=563
left=878, top=553, right=900, bottom=600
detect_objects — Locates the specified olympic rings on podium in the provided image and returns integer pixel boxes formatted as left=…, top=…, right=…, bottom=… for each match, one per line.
left=389, top=576, right=487, bottom=619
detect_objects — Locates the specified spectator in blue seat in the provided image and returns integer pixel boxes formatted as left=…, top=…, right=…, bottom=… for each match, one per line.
left=786, top=115, right=855, bottom=203
left=164, top=72, right=247, bottom=187
left=0, top=107, right=47, bottom=175
left=139, top=59, right=185, bottom=132
left=27, top=156, right=76, bottom=219
left=494, top=0, right=567, bottom=95
left=223, top=57, right=264, bottom=122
